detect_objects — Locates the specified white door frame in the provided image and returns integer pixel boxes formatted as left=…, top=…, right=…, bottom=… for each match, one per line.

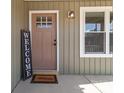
left=29, top=10, right=59, bottom=72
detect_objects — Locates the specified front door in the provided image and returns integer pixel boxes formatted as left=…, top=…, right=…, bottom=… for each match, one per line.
left=32, top=13, right=57, bottom=70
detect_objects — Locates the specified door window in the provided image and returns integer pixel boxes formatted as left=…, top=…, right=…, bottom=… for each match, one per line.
left=36, top=16, right=52, bottom=28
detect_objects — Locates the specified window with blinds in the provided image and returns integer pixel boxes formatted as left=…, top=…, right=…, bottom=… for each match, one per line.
left=80, top=7, right=113, bottom=57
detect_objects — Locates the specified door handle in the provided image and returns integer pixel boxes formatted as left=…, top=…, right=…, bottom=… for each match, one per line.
left=53, top=43, right=56, bottom=46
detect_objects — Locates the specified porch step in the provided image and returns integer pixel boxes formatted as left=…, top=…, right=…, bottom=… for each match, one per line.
left=33, top=70, right=58, bottom=75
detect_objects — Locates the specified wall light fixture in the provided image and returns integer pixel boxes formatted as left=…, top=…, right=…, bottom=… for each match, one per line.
left=68, top=10, right=75, bottom=19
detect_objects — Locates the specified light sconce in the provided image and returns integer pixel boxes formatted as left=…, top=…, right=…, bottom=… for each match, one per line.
left=68, top=10, right=75, bottom=19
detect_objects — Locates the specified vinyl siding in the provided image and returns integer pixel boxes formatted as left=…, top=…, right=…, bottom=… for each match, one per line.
left=11, top=0, right=25, bottom=91
left=12, top=0, right=113, bottom=92
left=12, top=0, right=113, bottom=91
left=24, top=0, right=112, bottom=75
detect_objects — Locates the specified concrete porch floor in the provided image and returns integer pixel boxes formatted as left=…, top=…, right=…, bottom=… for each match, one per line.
left=13, top=75, right=113, bottom=93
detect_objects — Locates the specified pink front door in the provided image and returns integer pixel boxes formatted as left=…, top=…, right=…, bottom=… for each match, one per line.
left=32, top=13, right=57, bottom=70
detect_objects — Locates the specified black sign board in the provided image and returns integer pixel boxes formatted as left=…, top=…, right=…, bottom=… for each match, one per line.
left=21, top=30, right=32, bottom=80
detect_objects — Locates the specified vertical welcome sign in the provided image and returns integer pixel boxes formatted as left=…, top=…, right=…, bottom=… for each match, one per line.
left=21, top=30, right=32, bottom=80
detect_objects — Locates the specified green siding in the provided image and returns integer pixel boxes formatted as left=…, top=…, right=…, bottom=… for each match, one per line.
left=24, top=0, right=113, bottom=75
left=12, top=0, right=25, bottom=91
left=11, top=0, right=113, bottom=92
left=12, top=1, right=113, bottom=92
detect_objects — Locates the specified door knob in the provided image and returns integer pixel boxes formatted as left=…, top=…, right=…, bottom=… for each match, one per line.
left=53, top=43, right=56, bottom=46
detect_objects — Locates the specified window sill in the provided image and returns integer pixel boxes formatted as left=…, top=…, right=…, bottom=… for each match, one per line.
left=80, top=53, right=113, bottom=58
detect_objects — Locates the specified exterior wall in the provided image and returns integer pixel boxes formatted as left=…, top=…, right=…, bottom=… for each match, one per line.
left=11, top=0, right=112, bottom=92
left=25, top=0, right=113, bottom=75
left=24, top=0, right=113, bottom=75
left=80, top=58, right=112, bottom=75
left=11, top=0, right=25, bottom=91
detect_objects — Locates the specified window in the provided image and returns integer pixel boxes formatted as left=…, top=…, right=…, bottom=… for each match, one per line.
left=36, top=16, right=52, bottom=28
left=85, top=12, right=106, bottom=54
left=80, top=7, right=112, bottom=57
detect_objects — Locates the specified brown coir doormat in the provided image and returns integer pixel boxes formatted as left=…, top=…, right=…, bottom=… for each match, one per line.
left=31, top=74, right=58, bottom=84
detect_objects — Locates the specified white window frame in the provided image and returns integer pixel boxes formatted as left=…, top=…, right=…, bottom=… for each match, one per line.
left=80, top=7, right=113, bottom=57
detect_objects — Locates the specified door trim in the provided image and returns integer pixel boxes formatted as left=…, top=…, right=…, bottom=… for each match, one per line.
left=29, top=10, right=59, bottom=72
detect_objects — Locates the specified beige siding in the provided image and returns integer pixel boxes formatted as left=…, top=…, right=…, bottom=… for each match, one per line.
left=90, top=58, right=95, bottom=74
left=58, top=2, right=64, bottom=74
left=95, top=58, right=101, bottom=75
left=12, top=0, right=25, bottom=91
left=80, top=58, right=112, bottom=75
left=100, top=58, right=106, bottom=75
left=69, top=1, right=75, bottom=74
left=63, top=1, right=69, bottom=74
left=74, top=1, right=80, bottom=74
left=106, top=58, right=111, bottom=75
left=80, top=58, right=84, bottom=74
left=12, top=0, right=112, bottom=92
left=84, top=58, right=90, bottom=74
left=24, top=0, right=113, bottom=75
left=111, top=58, right=113, bottom=74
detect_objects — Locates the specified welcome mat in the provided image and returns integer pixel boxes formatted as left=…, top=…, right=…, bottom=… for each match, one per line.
left=31, top=74, right=58, bottom=84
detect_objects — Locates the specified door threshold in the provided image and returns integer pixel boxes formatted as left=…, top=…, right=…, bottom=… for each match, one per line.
left=33, top=70, right=58, bottom=75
